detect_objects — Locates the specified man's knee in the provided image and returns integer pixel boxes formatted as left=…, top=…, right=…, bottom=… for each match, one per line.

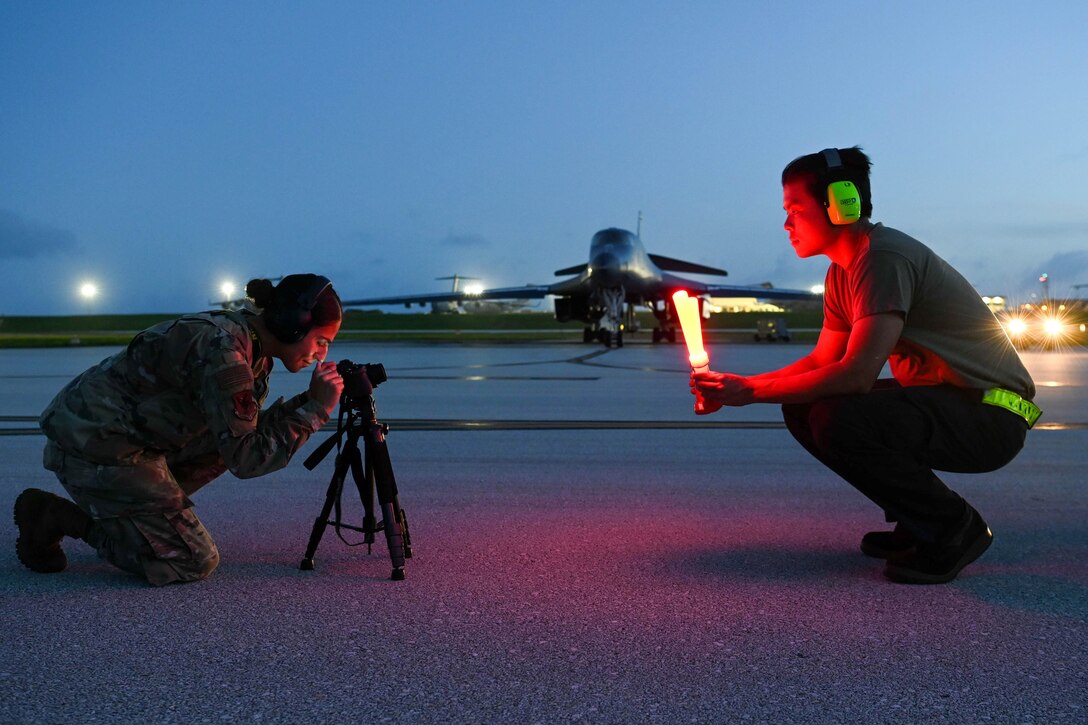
left=787, top=397, right=873, bottom=457
left=781, top=402, right=812, bottom=438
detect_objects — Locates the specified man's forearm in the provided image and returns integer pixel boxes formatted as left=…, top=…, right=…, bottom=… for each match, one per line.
left=747, top=354, right=821, bottom=382
left=747, top=361, right=873, bottom=404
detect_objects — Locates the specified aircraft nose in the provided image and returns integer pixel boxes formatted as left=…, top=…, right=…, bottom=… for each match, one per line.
left=591, top=251, right=621, bottom=285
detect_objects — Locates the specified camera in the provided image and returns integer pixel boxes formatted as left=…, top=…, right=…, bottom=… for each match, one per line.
left=336, top=359, right=387, bottom=399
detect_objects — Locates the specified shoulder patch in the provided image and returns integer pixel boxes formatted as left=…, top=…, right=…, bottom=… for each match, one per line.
left=232, top=390, right=258, bottom=421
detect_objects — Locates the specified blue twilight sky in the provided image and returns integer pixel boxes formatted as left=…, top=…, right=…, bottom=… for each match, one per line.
left=1, top=1, right=1086, bottom=315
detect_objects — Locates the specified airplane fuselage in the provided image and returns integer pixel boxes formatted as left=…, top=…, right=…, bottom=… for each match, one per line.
left=582, top=228, right=663, bottom=299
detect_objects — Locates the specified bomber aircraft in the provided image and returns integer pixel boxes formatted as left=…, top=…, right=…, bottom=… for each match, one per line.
left=341, top=227, right=818, bottom=347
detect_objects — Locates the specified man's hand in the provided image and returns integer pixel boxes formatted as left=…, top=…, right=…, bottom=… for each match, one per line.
left=309, top=361, right=344, bottom=415
left=691, top=370, right=754, bottom=408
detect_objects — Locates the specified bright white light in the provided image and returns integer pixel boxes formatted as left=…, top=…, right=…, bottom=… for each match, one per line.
left=1043, top=318, right=1063, bottom=336
left=810, top=284, right=825, bottom=295
left=463, top=283, right=484, bottom=296
left=1006, top=318, right=1027, bottom=336
left=78, top=282, right=98, bottom=300
left=220, top=281, right=236, bottom=299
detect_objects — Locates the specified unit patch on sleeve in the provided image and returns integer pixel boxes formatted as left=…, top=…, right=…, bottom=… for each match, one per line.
left=232, top=390, right=258, bottom=421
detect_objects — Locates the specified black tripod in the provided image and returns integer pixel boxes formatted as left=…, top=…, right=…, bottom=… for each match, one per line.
left=299, top=364, right=411, bottom=580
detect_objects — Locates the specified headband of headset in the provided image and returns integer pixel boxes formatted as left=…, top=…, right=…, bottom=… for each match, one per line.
left=266, top=274, right=332, bottom=344
left=821, top=148, right=862, bottom=225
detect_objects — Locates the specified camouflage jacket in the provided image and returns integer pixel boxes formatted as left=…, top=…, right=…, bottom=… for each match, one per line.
left=40, top=310, right=330, bottom=477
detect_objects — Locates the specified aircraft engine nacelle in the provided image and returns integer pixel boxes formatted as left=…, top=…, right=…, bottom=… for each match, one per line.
left=554, top=296, right=590, bottom=323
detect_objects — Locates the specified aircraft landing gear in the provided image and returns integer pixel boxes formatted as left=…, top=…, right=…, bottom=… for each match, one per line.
left=596, top=328, right=623, bottom=348
left=588, top=286, right=627, bottom=349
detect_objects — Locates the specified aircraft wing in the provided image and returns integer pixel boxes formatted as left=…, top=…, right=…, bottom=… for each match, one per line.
left=698, top=283, right=818, bottom=300
left=659, top=273, right=818, bottom=300
left=341, top=284, right=554, bottom=307
left=647, top=254, right=727, bottom=276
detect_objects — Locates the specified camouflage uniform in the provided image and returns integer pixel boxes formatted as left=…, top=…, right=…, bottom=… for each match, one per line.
left=39, top=311, right=330, bottom=585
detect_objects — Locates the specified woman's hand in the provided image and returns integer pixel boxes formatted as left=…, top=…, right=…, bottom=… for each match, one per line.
left=309, top=361, right=345, bottom=415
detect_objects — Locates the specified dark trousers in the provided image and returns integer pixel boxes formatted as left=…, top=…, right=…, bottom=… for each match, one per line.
left=781, top=381, right=1027, bottom=544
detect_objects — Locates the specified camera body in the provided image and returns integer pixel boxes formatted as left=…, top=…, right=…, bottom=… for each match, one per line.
left=336, top=359, right=387, bottom=399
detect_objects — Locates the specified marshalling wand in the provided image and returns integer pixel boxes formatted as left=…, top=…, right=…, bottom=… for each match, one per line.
left=672, top=290, right=712, bottom=413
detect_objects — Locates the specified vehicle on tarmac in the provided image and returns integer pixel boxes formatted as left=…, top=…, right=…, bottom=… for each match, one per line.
left=753, top=318, right=791, bottom=342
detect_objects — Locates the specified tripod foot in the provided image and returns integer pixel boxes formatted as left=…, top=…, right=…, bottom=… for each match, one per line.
left=391, top=567, right=406, bottom=581
left=300, top=558, right=315, bottom=571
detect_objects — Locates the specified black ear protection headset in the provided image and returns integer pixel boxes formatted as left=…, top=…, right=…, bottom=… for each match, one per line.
left=265, top=275, right=332, bottom=344
left=820, top=148, right=862, bottom=225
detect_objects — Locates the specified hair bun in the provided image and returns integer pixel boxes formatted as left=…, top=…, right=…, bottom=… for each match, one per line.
left=245, top=278, right=275, bottom=308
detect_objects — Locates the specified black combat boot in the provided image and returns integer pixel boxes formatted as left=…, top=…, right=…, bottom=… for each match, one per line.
left=884, top=505, right=992, bottom=584
left=860, top=522, right=918, bottom=559
left=14, top=488, right=92, bottom=573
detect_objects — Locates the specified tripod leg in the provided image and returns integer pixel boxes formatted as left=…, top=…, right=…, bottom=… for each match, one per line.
left=351, top=445, right=376, bottom=553
left=365, top=430, right=407, bottom=579
left=300, top=452, right=350, bottom=570
left=399, top=505, right=412, bottom=559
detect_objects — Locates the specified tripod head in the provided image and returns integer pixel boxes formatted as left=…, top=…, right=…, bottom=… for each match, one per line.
left=303, top=359, right=388, bottom=471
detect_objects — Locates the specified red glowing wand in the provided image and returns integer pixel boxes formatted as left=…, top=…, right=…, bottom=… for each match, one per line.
left=672, top=291, right=713, bottom=413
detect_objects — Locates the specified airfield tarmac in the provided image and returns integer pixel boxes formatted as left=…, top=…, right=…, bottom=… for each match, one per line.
left=1, top=340, right=1086, bottom=723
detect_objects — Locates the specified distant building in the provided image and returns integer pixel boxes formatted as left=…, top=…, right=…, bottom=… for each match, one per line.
left=981, top=295, right=1009, bottom=313
left=709, top=297, right=787, bottom=313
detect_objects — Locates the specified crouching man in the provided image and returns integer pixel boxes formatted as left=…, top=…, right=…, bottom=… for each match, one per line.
left=692, top=148, right=1038, bottom=584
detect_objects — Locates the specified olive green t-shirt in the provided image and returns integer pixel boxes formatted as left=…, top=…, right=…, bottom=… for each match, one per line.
left=823, top=223, right=1035, bottom=399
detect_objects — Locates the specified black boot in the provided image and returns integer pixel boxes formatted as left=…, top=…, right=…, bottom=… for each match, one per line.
left=860, top=523, right=918, bottom=559
left=884, top=505, right=992, bottom=584
left=14, top=488, right=91, bottom=573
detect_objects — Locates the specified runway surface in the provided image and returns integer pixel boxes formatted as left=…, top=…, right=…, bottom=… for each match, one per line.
left=2, top=341, right=1085, bottom=723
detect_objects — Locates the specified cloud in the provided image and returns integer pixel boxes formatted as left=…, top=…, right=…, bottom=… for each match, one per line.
left=439, top=232, right=489, bottom=248
left=1038, top=249, right=1088, bottom=280
left=0, top=209, right=79, bottom=259
left=996, top=221, right=1088, bottom=240
left=1055, top=146, right=1088, bottom=165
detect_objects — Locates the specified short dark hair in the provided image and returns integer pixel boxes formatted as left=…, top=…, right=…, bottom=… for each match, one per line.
left=782, top=146, right=873, bottom=218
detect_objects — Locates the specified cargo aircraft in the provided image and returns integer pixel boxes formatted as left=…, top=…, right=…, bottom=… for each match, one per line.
left=341, top=227, right=818, bottom=347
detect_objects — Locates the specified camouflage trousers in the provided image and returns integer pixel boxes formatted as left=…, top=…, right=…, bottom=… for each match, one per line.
left=43, top=439, right=226, bottom=586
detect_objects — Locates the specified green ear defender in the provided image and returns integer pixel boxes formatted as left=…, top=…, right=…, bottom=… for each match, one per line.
left=821, top=148, right=862, bottom=225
